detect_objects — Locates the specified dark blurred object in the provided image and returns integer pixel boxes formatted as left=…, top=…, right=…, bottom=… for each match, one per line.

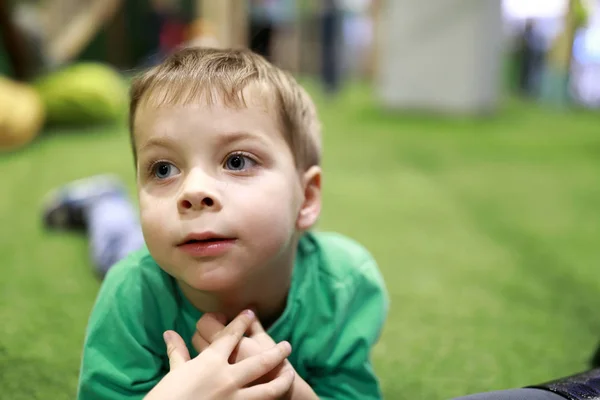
left=592, top=342, right=600, bottom=368
left=529, top=368, right=600, bottom=400
left=248, top=0, right=299, bottom=68
left=518, top=19, right=546, bottom=98
left=249, top=19, right=273, bottom=60
left=0, top=0, right=34, bottom=79
left=523, top=344, right=600, bottom=398
left=139, top=1, right=188, bottom=67
left=248, top=0, right=278, bottom=61
left=320, top=0, right=342, bottom=94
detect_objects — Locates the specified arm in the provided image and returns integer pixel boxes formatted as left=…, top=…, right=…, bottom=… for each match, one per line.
left=77, top=268, right=166, bottom=400
left=310, top=259, right=389, bottom=400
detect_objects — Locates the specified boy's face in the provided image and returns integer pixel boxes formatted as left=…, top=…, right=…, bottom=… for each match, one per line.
left=133, top=93, right=316, bottom=291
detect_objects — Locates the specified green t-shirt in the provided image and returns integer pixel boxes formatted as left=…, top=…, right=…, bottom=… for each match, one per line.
left=77, top=231, right=389, bottom=399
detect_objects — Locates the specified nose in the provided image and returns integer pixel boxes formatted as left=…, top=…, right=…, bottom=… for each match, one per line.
left=177, top=170, right=222, bottom=214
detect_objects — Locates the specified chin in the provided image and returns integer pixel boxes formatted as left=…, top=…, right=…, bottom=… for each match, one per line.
left=182, top=267, right=244, bottom=292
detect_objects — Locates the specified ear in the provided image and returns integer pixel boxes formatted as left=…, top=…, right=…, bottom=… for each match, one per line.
left=296, top=166, right=322, bottom=231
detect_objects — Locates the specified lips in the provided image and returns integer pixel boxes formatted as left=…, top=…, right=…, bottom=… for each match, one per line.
left=178, top=231, right=231, bottom=244
left=177, top=232, right=236, bottom=258
left=180, top=237, right=228, bottom=245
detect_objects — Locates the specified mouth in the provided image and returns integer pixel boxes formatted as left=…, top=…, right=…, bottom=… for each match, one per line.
left=178, top=232, right=235, bottom=246
left=180, top=238, right=229, bottom=245
left=177, top=232, right=237, bottom=257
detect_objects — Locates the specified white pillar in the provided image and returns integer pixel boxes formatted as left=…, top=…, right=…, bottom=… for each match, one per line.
left=376, top=0, right=503, bottom=115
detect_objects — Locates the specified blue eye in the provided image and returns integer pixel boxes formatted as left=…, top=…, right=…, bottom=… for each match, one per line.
left=152, top=162, right=180, bottom=179
left=224, top=154, right=256, bottom=171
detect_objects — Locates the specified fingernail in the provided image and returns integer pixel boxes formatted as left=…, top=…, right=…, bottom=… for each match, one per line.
left=282, top=341, right=292, bottom=352
left=243, top=309, right=255, bottom=318
left=287, top=369, right=296, bottom=379
left=163, top=331, right=172, bottom=343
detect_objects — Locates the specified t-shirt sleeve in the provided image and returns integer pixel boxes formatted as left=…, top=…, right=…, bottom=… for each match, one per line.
left=310, top=257, right=389, bottom=400
left=77, top=263, right=167, bottom=400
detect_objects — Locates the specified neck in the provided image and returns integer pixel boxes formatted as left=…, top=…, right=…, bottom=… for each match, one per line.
left=178, top=244, right=297, bottom=328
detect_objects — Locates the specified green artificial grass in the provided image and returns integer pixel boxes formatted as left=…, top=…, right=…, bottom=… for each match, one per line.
left=1, top=83, right=600, bottom=399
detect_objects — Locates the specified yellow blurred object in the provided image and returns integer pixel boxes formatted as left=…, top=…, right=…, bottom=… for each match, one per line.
left=185, top=18, right=221, bottom=48
left=186, top=18, right=215, bottom=41
left=547, top=0, right=590, bottom=72
left=574, top=0, right=589, bottom=28
left=0, top=76, right=46, bottom=151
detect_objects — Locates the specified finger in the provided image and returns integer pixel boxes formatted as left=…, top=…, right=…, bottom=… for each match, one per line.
left=163, top=331, right=190, bottom=370
left=191, top=330, right=210, bottom=354
left=214, top=312, right=227, bottom=325
left=210, top=309, right=255, bottom=354
left=232, top=341, right=292, bottom=386
left=237, top=367, right=295, bottom=400
left=247, top=318, right=265, bottom=335
left=248, top=318, right=275, bottom=347
left=196, top=313, right=226, bottom=343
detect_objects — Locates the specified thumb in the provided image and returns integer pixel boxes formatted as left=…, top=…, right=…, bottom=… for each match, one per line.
left=164, top=330, right=190, bottom=370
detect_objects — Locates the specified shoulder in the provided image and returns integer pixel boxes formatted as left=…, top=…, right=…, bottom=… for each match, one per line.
left=79, top=248, right=174, bottom=398
left=297, top=231, right=389, bottom=328
left=301, top=231, right=386, bottom=291
left=293, top=232, right=388, bottom=378
left=101, top=246, right=174, bottom=298
left=89, top=246, right=179, bottom=334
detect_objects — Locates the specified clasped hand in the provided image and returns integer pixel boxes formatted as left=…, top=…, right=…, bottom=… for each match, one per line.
left=145, top=310, right=295, bottom=400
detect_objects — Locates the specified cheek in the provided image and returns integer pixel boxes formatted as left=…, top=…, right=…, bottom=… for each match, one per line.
left=138, top=192, right=172, bottom=250
left=234, top=177, right=300, bottom=245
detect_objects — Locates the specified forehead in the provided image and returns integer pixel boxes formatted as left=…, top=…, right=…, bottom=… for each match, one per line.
left=136, top=78, right=275, bottom=114
left=133, top=87, right=284, bottom=148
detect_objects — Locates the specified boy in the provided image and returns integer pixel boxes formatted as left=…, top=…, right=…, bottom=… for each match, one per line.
left=75, top=47, right=389, bottom=399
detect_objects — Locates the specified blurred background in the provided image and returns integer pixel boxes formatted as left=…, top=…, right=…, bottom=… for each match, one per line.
left=1, top=0, right=600, bottom=399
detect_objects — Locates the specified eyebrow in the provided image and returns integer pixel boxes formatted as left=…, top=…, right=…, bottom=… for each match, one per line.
left=137, top=131, right=272, bottom=154
left=216, top=131, right=272, bottom=147
left=137, top=136, right=179, bottom=154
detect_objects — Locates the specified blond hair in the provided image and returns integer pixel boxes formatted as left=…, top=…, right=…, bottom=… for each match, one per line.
left=129, top=47, right=321, bottom=171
